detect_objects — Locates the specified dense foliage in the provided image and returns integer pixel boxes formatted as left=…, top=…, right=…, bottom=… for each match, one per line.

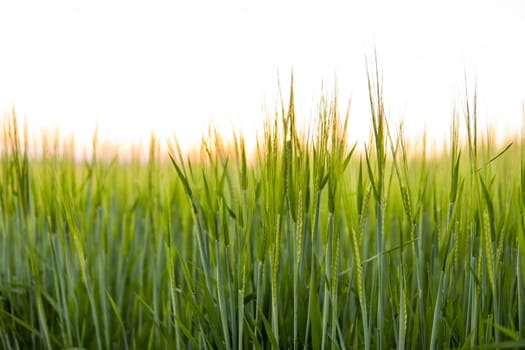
left=1, top=74, right=525, bottom=349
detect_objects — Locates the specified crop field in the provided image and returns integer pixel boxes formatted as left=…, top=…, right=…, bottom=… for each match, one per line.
left=1, top=74, right=525, bottom=349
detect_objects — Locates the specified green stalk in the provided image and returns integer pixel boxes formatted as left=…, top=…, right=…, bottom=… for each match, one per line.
left=305, top=190, right=322, bottom=349
left=429, top=271, right=444, bottom=350
left=216, top=240, right=232, bottom=350
left=518, top=249, right=525, bottom=338
left=375, top=202, right=385, bottom=349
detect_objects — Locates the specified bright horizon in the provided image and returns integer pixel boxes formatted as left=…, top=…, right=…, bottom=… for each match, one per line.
left=1, top=0, right=524, bottom=159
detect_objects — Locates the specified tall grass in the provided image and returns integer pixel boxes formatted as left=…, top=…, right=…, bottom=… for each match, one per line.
left=1, top=69, right=524, bottom=349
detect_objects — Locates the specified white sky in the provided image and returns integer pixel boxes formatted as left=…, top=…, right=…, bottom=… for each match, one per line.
left=0, top=0, right=524, bottom=157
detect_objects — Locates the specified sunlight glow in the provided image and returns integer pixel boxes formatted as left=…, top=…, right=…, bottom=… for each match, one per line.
left=1, top=0, right=524, bottom=158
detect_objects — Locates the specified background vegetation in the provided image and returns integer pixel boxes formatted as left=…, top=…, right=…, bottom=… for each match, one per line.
left=1, top=70, right=524, bottom=349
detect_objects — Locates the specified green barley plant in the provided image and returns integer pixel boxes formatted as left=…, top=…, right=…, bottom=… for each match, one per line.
left=1, top=64, right=525, bottom=349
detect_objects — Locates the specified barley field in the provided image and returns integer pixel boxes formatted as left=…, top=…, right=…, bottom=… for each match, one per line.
left=1, top=73, right=524, bottom=349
